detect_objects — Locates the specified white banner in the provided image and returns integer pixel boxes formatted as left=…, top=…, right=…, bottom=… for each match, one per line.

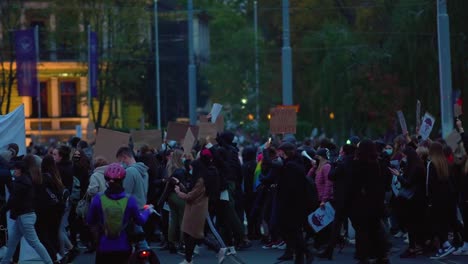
left=0, top=105, right=26, bottom=155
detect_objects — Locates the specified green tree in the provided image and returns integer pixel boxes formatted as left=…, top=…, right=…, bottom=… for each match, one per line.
left=0, top=0, right=24, bottom=115
left=52, top=0, right=151, bottom=129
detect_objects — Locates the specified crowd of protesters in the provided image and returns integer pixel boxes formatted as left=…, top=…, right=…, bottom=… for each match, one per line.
left=0, top=120, right=468, bottom=264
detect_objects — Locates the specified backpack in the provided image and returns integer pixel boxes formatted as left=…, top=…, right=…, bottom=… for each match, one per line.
left=205, top=165, right=220, bottom=202
left=45, top=187, right=69, bottom=209
left=70, top=176, right=81, bottom=203
left=100, top=194, right=129, bottom=239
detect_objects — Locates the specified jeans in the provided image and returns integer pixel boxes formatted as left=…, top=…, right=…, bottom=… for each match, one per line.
left=0, top=212, right=53, bottom=264
left=59, top=203, right=73, bottom=255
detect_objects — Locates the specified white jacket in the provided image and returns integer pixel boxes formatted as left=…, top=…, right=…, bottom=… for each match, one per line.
left=87, top=165, right=108, bottom=197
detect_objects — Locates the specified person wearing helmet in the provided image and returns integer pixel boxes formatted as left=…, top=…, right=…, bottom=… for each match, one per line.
left=87, top=163, right=152, bottom=264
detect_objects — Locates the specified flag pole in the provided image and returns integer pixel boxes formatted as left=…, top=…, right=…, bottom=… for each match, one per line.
left=87, top=25, right=92, bottom=118
left=35, top=25, right=41, bottom=143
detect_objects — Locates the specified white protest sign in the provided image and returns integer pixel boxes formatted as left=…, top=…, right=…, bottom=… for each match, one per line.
left=391, top=175, right=401, bottom=196
left=210, top=103, right=223, bottom=123
left=0, top=105, right=26, bottom=155
left=419, top=112, right=436, bottom=140
left=307, top=202, right=335, bottom=232
left=397, top=111, right=408, bottom=134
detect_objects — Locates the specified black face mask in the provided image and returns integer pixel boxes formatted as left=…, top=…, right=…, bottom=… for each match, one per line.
left=72, top=156, right=81, bottom=162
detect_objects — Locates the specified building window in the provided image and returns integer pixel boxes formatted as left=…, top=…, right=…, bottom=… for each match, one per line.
left=31, top=82, right=48, bottom=118
left=60, top=81, right=77, bottom=117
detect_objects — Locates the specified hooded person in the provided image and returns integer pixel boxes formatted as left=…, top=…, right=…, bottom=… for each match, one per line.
left=116, top=147, right=149, bottom=209
left=276, top=142, right=313, bottom=264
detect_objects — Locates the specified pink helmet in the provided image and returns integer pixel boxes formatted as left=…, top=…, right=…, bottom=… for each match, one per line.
left=104, top=163, right=126, bottom=180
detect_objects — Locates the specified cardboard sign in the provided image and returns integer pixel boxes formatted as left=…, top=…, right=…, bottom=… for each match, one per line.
left=131, top=129, right=162, bottom=151
left=94, top=128, right=130, bottom=162
left=416, top=100, right=421, bottom=127
left=215, top=114, right=225, bottom=132
left=199, top=115, right=209, bottom=123
left=419, top=112, right=436, bottom=140
left=210, top=103, right=223, bottom=123
left=397, top=111, right=408, bottom=134
left=307, top=202, right=335, bottom=232
left=189, top=125, right=199, bottom=140
left=454, top=104, right=462, bottom=118
left=198, top=122, right=218, bottom=140
left=166, top=122, right=189, bottom=142
left=182, top=128, right=196, bottom=156
left=270, top=107, right=297, bottom=134
left=445, top=130, right=461, bottom=151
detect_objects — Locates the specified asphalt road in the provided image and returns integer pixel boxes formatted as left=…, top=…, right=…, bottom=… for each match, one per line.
left=68, top=239, right=468, bottom=264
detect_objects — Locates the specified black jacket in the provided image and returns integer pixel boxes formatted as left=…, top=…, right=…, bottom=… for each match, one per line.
left=4, top=174, right=35, bottom=219
left=277, top=155, right=308, bottom=231
left=349, top=160, right=386, bottom=223
left=57, top=160, right=74, bottom=192
left=329, top=154, right=354, bottom=214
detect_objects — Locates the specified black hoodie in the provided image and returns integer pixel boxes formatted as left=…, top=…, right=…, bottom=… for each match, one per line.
left=4, top=174, right=34, bottom=219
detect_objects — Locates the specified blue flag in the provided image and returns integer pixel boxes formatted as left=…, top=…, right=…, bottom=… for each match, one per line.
left=89, top=31, right=98, bottom=97
left=14, top=29, right=38, bottom=97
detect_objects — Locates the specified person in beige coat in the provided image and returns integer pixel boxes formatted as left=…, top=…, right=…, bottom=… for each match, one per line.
left=174, top=149, right=220, bottom=264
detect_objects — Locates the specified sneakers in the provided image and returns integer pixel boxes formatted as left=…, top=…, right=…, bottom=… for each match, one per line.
left=217, top=248, right=227, bottom=263
left=179, top=260, right=192, bottom=264
left=193, top=245, right=200, bottom=255
left=276, top=241, right=287, bottom=250
left=227, top=246, right=237, bottom=255
left=393, top=231, right=406, bottom=238
left=430, top=245, right=455, bottom=259
left=453, top=246, right=468, bottom=256
left=272, top=241, right=284, bottom=249
left=262, top=241, right=277, bottom=249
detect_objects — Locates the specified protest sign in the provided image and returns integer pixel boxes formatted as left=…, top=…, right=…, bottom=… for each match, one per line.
left=131, top=129, right=162, bottom=151
left=270, top=107, right=297, bottom=134
left=182, top=128, right=196, bottom=156
left=210, top=103, right=223, bottom=123
left=94, top=128, right=130, bottom=162
left=189, top=125, right=199, bottom=140
left=397, top=110, right=408, bottom=134
left=308, top=202, right=335, bottom=232
left=215, top=114, right=225, bottom=132
left=445, top=130, right=461, bottom=151
left=166, top=122, right=189, bottom=142
left=419, top=112, right=435, bottom=140
left=199, top=115, right=209, bottom=123
left=198, top=122, right=218, bottom=140
left=391, top=175, right=401, bottom=197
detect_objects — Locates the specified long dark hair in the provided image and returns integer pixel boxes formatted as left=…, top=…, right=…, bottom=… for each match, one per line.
left=24, top=154, right=41, bottom=184
left=402, top=146, right=425, bottom=179
left=429, top=142, right=449, bottom=180
left=355, top=139, right=378, bottom=162
left=42, top=155, right=65, bottom=191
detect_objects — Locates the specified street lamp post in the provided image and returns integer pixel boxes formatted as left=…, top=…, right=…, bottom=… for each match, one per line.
left=154, top=0, right=161, bottom=130
left=437, top=0, right=453, bottom=138
left=254, top=1, right=260, bottom=121
left=281, top=0, right=293, bottom=106
left=188, top=0, right=197, bottom=125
